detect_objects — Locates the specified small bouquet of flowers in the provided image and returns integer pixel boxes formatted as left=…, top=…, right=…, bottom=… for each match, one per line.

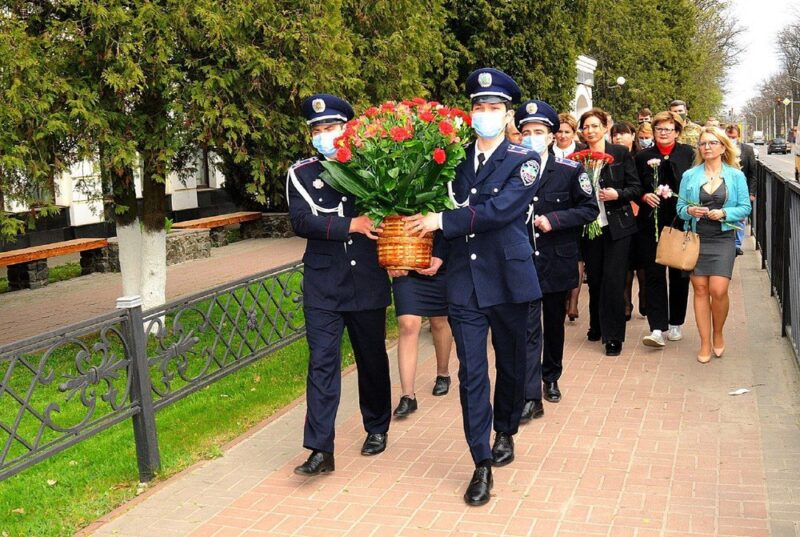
left=647, top=158, right=662, bottom=241
left=320, top=98, right=473, bottom=269
left=567, top=149, right=615, bottom=239
left=655, top=185, right=743, bottom=231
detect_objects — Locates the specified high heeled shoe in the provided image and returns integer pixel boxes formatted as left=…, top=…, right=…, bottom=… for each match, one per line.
left=697, top=353, right=712, bottom=364
left=713, top=347, right=725, bottom=358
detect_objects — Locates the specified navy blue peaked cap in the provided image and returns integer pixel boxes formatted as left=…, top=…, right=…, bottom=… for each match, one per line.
left=301, top=94, right=354, bottom=126
left=465, top=68, right=522, bottom=104
left=515, top=100, right=559, bottom=133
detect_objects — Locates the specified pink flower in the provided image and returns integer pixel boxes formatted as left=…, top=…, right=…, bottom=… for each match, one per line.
left=656, top=184, right=673, bottom=198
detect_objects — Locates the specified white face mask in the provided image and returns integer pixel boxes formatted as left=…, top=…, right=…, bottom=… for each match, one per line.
left=472, top=110, right=508, bottom=139
left=521, top=134, right=549, bottom=155
left=312, top=128, right=343, bottom=157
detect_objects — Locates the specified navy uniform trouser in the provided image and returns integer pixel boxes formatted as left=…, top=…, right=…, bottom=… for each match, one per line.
left=633, top=225, right=690, bottom=332
left=449, top=292, right=528, bottom=464
left=525, top=291, right=569, bottom=400
left=302, top=306, right=391, bottom=453
left=584, top=233, right=632, bottom=342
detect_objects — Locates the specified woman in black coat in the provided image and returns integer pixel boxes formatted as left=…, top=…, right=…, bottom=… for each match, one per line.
left=634, top=111, right=696, bottom=348
left=579, top=108, right=643, bottom=356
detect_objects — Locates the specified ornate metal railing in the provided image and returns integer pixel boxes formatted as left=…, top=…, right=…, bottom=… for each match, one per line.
left=753, top=160, right=799, bottom=363
left=0, top=261, right=304, bottom=482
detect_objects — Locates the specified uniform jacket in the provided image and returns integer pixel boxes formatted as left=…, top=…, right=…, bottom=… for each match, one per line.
left=634, top=143, right=695, bottom=228
left=528, top=155, right=599, bottom=294
left=597, top=143, right=643, bottom=240
left=286, top=156, right=391, bottom=311
left=676, top=163, right=752, bottom=233
left=439, top=140, right=542, bottom=308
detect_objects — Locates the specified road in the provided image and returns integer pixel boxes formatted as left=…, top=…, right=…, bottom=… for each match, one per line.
left=753, top=143, right=796, bottom=181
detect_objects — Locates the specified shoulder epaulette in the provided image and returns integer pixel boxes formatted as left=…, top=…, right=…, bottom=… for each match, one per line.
left=554, top=156, right=580, bottom=168
left=291, top=156, right=320, bottom=169
left=507, top=144, right=533, bottom=156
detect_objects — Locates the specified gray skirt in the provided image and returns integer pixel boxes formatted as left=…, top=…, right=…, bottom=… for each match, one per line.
left=693, top=222, right=736, bottom=278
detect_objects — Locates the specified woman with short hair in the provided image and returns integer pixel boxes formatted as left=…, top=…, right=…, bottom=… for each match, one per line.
left=578, top=108, right=642, bottom=356
left=677, top=127, right=751, bottom=363
left=635, top=111, right=696, bottom=348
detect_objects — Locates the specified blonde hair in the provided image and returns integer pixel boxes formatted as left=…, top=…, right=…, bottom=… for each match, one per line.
left=694, top=126, right=740, bottom=168
left=636, top=122, right=653, bottom=137
left=558, top=112, right=578, bottom=133
left=652, top=111, right=684, bottom=135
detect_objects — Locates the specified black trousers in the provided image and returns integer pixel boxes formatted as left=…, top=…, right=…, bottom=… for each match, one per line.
left=302, top=306, right=391, bottom=453
left=524, top=291, right=566, bottom=399
left=635, top=225, right=691, bottom=331
left=449, top=293, right=528, bottom=464
left=583, top=232, right=632, bottom=342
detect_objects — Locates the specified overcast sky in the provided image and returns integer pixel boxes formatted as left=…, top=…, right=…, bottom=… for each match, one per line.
left=724, top=0, right=800, bottom=113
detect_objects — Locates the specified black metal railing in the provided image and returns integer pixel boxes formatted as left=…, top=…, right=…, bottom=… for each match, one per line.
left=753, top=160, right=799, bottom=363
left=0, top=262, right=304, bottom=482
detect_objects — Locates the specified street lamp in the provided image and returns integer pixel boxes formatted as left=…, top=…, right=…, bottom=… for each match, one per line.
left=606, top=76, right=626, bottom=118
left=784, top=97, right=791, bottom=139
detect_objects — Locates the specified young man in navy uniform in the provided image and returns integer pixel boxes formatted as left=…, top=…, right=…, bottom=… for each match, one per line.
left=287, top=94, right=393, bottom=476
left=514, top=100, right=598, bottom=418
left=406, top=68, right=542, bottom=506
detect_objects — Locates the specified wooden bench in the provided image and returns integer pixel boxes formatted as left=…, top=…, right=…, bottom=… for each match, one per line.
left=0, top=238, right=108, bottom=290
left=172, top=211, right=262, bottom=246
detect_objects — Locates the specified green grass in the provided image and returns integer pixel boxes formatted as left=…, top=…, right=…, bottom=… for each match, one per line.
left=0, top=273, right=398, bottom=537
left=0, top=262, right=83, bottom=294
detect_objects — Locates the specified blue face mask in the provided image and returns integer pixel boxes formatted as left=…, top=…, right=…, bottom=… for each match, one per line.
left=521, top=134, right=549, bottom=155
left=639, top=138, right=654, bottom=149
left=312, top=129, right=342, bottom=158
left=472, top=111, right=508, bottom=139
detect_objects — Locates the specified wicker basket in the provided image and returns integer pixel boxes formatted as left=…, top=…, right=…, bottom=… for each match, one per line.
left=377, top=215, right=433, bottom=270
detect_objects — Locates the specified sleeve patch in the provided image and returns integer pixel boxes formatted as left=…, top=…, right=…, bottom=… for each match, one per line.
left=520, top=161, right=540, bottom=186
left=578, top=172, right=592, bottom=195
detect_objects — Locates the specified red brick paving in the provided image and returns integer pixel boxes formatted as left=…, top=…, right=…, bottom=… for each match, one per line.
left=87, top=249, right=790, bottom=536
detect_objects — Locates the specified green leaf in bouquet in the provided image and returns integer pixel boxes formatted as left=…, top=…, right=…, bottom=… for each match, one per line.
left=320, top=161, right=372, bottom=199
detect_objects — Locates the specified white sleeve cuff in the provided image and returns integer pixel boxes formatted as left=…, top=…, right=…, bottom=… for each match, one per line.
left=437, top=213, right=444, bottom=231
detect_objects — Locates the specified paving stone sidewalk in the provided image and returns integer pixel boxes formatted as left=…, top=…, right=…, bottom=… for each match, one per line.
left=0, top=237, right=306, bottom=345
left=81, top=241, right=800, bottom=537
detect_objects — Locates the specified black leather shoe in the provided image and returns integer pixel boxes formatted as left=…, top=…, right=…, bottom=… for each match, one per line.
left=360, top=433, right=387, bottom=456
left=432, top=375, right=451, bottom=396
left=463, top=466, right=493, bottom=506
left=520, top=399, right=544, bottom=422
left=587, top=329, right=601, bottom=342
left=393, top=395, right=418, bottom=418
left=491, top=432, right=514, bottom=466
left=605, top=340, right=622, bottom=356
left=543, top=381, right=561, bottom=403
left=736, top=247, right=744, bottom=256
left=293, top=450, right=334, bottom=476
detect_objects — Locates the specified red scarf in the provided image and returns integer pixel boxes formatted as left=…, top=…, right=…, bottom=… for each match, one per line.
left=657, top=142, right=675, bottom=156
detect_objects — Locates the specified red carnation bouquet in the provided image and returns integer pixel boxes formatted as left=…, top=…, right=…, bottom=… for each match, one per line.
left=320, top=98, right=473, bottom=223
left=567, top=149, right=615, bottom=239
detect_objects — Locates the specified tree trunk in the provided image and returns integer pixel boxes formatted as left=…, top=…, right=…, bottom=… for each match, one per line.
left=109, top=161, right=142, bottom=298
left=140, top=152, right=167, bottom=312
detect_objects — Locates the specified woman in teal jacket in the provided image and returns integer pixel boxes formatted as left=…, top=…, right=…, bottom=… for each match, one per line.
left=676, top=126, right=751, bottom=363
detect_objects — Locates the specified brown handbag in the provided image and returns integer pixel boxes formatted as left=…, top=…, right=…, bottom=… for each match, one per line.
left=655, top=225, right=700, bottom=271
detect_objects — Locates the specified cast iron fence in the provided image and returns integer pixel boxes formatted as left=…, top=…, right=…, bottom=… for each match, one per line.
left=753, top=160, right=799, bottom=363
left=0, top=261, right=304, bottom=482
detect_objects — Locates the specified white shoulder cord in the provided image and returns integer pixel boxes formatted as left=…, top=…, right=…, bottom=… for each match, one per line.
left=288, top=167, right=344, bottom=217
left=448, top=180, right=470, bottom=208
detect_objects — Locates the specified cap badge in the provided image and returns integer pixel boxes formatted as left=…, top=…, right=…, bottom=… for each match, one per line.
left=478, top=72, right=492, bottom=88
left=312, top=99, right=326, bottom=113
left=526, top=102, right=538, bottom=115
